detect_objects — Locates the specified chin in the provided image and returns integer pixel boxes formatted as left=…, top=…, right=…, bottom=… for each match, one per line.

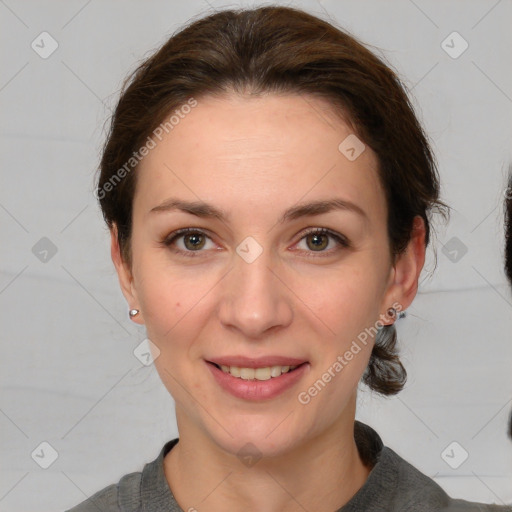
left=217, top=432, right=299, bottom=461
left=205, top=411, right=313, bottom=461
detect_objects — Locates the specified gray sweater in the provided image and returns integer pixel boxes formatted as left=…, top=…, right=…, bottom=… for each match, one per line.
left=66, top=422, right=511, bottom=511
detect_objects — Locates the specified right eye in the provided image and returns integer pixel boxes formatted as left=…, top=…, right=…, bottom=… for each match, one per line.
left=163, top=228, right=217, bottom=257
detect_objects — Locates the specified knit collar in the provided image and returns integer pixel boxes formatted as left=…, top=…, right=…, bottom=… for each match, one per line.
left=139, top=420, right=386, bottom=511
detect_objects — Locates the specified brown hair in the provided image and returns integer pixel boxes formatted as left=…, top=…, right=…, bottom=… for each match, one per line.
left=97, top=6, right=446, bottom=396
left=504, top=171, right=512, bottom=440
left=505, top=172, right=512, bottom=286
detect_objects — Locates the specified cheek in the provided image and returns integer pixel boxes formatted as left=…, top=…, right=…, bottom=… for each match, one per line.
left=292, top=264, right=384, bottom=338
left=133, top=258, right=227, bottom=386
left=136, top=265, right=214, bottom=398
left=133, top=247, right=214, bottom=328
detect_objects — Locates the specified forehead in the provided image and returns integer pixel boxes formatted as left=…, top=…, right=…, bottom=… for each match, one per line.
left=134, top=92, right=385, bottom=222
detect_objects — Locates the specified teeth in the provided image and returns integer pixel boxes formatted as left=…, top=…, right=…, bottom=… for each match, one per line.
left=254, top=367, right=271, bottom=380
left=270, top=366, right=282, bottom=378
left=218, top=364, right=298, bottom=380
left=240, top=368, right=255, bottom=380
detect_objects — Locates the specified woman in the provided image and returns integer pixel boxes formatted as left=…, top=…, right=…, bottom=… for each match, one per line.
left=68, top=6, right=511, bottom=511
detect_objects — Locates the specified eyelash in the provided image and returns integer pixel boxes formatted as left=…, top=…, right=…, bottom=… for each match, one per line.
left=162, top=227, right=350, bottom=258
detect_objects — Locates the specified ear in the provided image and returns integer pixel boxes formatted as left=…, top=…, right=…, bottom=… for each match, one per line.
left=381, top=216, right=426, bottom=324
left=110, top=225, right=144, bottom=325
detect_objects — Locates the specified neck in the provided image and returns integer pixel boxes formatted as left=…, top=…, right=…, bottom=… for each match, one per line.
left=164, top=400, right=371, bottom=512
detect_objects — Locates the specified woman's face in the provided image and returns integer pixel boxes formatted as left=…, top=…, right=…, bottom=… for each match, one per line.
left=113, top=92, right=421, bottom=457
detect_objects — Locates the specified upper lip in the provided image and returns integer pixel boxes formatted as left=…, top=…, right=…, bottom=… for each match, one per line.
left=207, top=356, right=308, bottom=368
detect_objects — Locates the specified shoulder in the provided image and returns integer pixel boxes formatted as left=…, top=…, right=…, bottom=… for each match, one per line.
left=64, top=438, right=179, bottom=512
left=65, top=471, right=142, bottom=512
left=383, top=446, right=511, bottom=511
left=350, top=423, right=450, bottom=510
left=348, top=423, right=511, bottom=512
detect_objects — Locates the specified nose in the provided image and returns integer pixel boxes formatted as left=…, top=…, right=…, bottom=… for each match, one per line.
left=217, top=244, right=294, bottom=339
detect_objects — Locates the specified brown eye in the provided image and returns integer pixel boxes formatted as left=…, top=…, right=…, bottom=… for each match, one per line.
left=163, top=228, right=215, bottom=257
left=183, top=232, right=206, bottom=250
left=295, top=228, right=349, bottom=256
left=306, top=232, right=329, bottom=251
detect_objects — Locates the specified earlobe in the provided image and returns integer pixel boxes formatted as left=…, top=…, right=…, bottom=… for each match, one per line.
left=382, top=216, right=427, bottom=319
left=110, top=225, right=144, bottom=324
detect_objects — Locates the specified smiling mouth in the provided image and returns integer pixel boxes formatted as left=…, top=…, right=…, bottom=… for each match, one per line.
left=208, top=362, right=306, bottom=381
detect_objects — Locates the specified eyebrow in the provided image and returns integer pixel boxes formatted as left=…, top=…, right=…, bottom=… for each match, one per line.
left=149, top=197, right=368, bottom=224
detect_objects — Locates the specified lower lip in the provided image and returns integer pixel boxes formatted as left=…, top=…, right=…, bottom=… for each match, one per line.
left=206, top=361, right=309, bottom=401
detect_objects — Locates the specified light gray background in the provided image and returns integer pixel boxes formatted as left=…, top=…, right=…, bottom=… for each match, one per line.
left=1, top=0, right=511, bottom=510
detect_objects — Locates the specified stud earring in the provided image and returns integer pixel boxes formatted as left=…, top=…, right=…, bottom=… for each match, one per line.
left=386, top=307, right=397, bottom=319
left=129, top=309, right=140, bottom=318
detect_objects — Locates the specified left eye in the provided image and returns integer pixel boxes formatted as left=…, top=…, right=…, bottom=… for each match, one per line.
left=295, top=228, right=348, bottom=253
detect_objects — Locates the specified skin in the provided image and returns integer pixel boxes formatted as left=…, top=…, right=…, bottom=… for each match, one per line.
left=111, top=92, right=426, bottom=512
